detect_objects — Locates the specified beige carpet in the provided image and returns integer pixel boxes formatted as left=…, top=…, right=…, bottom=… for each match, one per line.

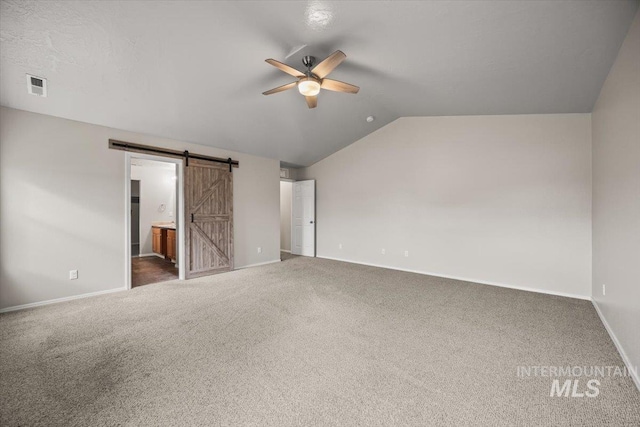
left=1, top=256, right=639, bottom=426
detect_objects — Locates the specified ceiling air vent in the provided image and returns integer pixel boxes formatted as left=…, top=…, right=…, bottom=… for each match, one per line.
left=26, top=74, right=47, bottom=97
left=280, top=168, right=290, bottom=179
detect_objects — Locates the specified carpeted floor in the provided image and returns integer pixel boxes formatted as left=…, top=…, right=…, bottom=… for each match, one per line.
left=1, top=256, right=639, bottom=426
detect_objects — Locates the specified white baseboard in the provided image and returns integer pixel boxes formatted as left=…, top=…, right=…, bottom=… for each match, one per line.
left=0, top=287, right=128, bottom=314
left=592, top=300, right=640, bottom=391
left=138, top=253, right=164, bottom=258
left=236, top=259, right=281, bottom=270
left=316, top=255, right=590, bottom=301
left=280, top=249, right=291, bottom=253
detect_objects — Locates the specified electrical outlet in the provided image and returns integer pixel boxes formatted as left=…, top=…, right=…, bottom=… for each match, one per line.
left=602, top=284, right=606, bottom=296
left=339, top=243, right=342, bottom=250
left=381, top=248, right=386, bottom=255
left=69, top=270, right=78, bottom=280
left=404, top=250, right=409, bottom=257
left=257, top=247, right=262, bottom=254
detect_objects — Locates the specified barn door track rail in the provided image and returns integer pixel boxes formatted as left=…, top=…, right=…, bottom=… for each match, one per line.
left=109, top=139, right=239, bottom=171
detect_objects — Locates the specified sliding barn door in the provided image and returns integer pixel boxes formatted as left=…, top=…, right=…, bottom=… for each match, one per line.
left=185, top=160, right=233, bottom=278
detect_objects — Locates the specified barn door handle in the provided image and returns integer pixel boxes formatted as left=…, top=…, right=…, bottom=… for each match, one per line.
left=191, top=213, right=194, bottom=223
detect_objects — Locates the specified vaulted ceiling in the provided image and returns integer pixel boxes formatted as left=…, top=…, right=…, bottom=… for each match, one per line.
left=1, top=1, right=637, bottom=166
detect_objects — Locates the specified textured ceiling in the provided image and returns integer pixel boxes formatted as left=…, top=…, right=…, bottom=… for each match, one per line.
left=1, top=1, right=637, bottom=166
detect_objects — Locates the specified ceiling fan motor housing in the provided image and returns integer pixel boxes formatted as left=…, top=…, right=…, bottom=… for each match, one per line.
left=299, top=56, right=321, bottom=96
left=302, top=55, right=316, bottom=69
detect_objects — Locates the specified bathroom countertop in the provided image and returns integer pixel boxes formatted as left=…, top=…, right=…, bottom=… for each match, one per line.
left=151, top=223, right=176, bottom=230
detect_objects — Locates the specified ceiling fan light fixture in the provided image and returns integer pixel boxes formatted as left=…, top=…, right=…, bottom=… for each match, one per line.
left=298, top=77, right=321, bottom=96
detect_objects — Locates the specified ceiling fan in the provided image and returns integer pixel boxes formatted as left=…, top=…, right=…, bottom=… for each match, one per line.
left=262, top=50, right=359, bottom=109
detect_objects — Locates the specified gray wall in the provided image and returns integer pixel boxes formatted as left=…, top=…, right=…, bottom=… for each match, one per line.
left=592, top=10, right=640, bottom=382
left=301, top=114, right=592, bottom=298
left=280, top=181, right=292, bottom=252
left=0, top=107, right=281, bottom=310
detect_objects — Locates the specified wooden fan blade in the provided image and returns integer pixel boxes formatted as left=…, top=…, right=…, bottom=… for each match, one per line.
left=305, top=95, right=318, bottom=109
left=265, top=59, right=304, bottom=78
left=262, top=81, right=297, bottom=95
left=311, top=50, right=346, bottom=78
left=321, top=79, right=360, bottom=94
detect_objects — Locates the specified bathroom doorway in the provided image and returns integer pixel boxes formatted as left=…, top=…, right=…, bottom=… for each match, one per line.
left=125, top=153, right=185, bottom=289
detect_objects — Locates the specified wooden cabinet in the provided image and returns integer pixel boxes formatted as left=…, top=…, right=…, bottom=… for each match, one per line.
left=152, top=227, right=163, bottom=255
left=152, top=226, right=176, bottom=262
left=166, top=229, right=176, bottom=261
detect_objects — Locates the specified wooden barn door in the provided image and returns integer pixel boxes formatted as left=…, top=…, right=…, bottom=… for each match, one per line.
left=184, top=159, right=233, bottom=278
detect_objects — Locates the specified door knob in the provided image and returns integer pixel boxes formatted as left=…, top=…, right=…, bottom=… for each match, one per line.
left=310, top=221, right=314, bottom=224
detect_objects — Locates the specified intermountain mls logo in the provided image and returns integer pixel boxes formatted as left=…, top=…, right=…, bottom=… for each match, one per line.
left=517, top=365, right=638, bottom=397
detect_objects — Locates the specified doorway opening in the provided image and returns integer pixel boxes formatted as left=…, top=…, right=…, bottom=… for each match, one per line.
left=125, top=153, right=185, bottom=289
left=291, top=180, right=315, bottom=257
left=280, top=179, right=295, bottom=261
left=280, top=172, right=315, bottom=260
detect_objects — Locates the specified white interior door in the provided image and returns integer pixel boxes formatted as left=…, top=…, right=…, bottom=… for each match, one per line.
left=292, top=180, right=315, bottom=256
